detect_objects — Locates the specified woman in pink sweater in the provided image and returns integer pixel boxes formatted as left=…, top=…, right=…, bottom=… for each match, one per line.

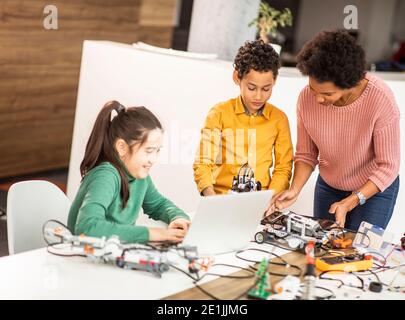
left=271, top=30, right=400, bottom=231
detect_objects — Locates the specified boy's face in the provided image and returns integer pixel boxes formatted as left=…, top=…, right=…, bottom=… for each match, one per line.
left=233, top=69, right=276, bottom=114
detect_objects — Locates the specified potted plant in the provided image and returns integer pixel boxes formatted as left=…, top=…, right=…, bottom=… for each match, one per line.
left=248, top=2, right=293, bottom=54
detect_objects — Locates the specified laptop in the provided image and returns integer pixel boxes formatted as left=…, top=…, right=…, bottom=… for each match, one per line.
left=183, top=190, right=273, bottom=255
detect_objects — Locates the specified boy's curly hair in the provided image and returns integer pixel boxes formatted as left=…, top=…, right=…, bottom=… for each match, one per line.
left=234, top=39, right=280, bottom=79
left=296, top=30, right=366, bottom=89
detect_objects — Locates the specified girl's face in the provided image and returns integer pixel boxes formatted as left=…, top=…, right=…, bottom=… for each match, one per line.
left=116, top=129, right=163, bottom=179
left=233, top=69, right=276, bottom=114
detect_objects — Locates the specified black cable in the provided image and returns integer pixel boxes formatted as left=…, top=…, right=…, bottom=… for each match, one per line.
left=195, top=267, right=259, bottom=300
left=236, top=248, right=290, bottom=265
left=193, top=278, right=259, bottom=300
left=314, top=286, right=336, bottom=300
left=197, top=263, right=255, bottom=282
left=169, top=262, right=257, bottom=300
left=296, top=284, right=336, bottom=300
left=365, top=251, right=387, bottom=267
left=319, top=270, right=365, bottom=291
left=168, top=263, right=199, bottom=282
left=363, top=268, right=384, bottom=286
left=352, top=230, right=371, bottom=248
left=256, top=238, right=299, bottom=252
left=235, top=248, right=303, bottom=277
left=355, top=263, right=405, bottom=277
left=121, top=246, right=157, bottom=257
left=318, top=274, right=345, bottom=289
left=193, top=283, right=220, bottom=300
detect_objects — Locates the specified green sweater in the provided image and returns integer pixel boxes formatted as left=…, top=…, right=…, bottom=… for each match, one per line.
left=67, top=162, right=189, bottom=243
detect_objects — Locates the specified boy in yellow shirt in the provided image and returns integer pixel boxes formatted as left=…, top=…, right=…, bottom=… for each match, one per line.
left=193, top=40, right=293, bottom=196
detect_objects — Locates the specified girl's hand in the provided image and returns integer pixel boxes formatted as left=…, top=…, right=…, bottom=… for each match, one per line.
left=148, top=227, right=186, bottom=243
left=168, top=218, right=191, bottom=231
left=264, top=189, right=299, bottom=216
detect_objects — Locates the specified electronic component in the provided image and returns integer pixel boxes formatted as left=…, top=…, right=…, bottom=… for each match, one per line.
left=315, top=253, right=373, bottom=272
left=43, top=221, right=205, bottom=278
left=330, top=237, right=353, bottom=249
left=248, top=258, right=271, bottom=300
left=273, top=275, right=301, bottom=296
left=255, top=211, right=339, bottom=249
left=231, top=163, right=261, bottom=193
left=369, top=281, right=383, bottom=293
left=301, top=241, right=316, bottom=300
left=353, top=221, right=394, bottom=254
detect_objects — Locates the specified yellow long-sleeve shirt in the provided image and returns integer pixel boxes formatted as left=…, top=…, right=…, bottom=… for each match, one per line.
left=193, top=96, right=293, bottom=195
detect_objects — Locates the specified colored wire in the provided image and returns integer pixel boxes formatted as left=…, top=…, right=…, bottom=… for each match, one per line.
left=235, top=248, right=303, bottom=277
left=169, top=262, right=257, bottom=300
left=319, top=270, right=365, bottom=291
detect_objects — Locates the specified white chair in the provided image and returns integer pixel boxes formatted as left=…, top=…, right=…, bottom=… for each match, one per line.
left=7, top=180, right=71, bottom=255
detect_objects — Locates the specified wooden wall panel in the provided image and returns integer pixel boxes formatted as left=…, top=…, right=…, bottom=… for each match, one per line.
left=0, top=0, right=175, bottom=178
left=139, top=0, right=177, bottom=26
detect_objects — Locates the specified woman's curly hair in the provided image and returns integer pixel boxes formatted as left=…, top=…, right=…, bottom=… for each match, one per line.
left=234, top=39, right=280, bottom=79
left=296, top=30, right=366, bottom=89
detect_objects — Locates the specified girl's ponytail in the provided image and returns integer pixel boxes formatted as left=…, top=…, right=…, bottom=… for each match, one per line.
left=80, top=100, right=123, bottom=177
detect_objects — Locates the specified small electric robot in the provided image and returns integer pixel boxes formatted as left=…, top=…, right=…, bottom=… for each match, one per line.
left=254, top=211, right=338, bottom=250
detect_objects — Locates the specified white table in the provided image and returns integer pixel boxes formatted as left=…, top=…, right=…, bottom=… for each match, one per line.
left=0, top=240, right=287, bottom=299
left=1, top=240, right=404, bottom=300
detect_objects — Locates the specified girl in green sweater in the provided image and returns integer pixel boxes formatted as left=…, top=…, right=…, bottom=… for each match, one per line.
left=67, top=101, right=190, bottom=243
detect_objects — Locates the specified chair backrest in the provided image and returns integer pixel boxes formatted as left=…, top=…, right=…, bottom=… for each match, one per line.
left=7, top=180, right=71, bottom=255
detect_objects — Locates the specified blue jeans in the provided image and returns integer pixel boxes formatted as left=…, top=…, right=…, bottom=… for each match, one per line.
left=314, top=175, right=399, bottom=231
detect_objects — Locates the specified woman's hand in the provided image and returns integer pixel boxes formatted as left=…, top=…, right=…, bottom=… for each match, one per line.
left=264, top=189, right=300, bottom=216
left=168, top=218, right=191, bottom=231
left=328, top=194, right=359, bottom=228
left=148, top=227, right=186, bottom=243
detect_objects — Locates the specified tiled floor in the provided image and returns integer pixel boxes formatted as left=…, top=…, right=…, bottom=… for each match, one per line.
left=0, top=168, right=68, bottom=257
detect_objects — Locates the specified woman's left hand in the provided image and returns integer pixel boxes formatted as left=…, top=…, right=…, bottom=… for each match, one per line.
left=168, top=218, right=191, bottom=231
left=328, top=195, right=359, bottom=228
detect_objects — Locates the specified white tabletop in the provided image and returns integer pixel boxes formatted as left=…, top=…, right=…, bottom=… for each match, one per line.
left=0, top=240, right=288, bottom=299
left=0, top=238, right=404, bottom=300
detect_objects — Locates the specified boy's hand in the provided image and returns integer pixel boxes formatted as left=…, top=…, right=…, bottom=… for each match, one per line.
left=202, top=186, right=216, bottom=196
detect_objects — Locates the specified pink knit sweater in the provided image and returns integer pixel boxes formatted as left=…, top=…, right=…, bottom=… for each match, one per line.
left=295, top=73, right=400, bottom=192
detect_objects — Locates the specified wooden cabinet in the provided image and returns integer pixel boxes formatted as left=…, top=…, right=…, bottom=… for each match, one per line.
left=0, top=0, right=175, bottom=178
